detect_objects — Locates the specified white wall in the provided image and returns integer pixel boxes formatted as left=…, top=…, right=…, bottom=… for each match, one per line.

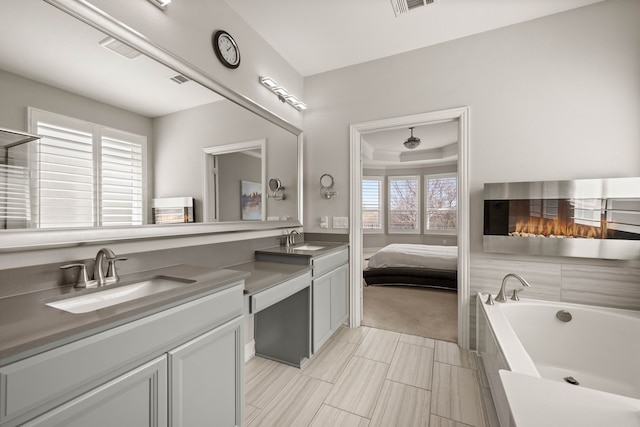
left=303, top=0, right=640, bottom=343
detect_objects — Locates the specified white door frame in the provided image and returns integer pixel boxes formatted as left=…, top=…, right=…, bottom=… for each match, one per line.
left=348, top=106, right=471, bottom=349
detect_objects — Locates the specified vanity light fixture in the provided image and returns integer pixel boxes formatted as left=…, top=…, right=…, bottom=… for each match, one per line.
left=147, top=0, right=171, bottom=11
left=259, top=76, right=308, bottom=111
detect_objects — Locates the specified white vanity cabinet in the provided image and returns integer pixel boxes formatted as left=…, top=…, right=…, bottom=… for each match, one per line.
left=0, top=282, right=244, bottom=427
left=24, top=356, right=168, bottom=427
left=312, top=249, right=349, bottom=352
left=169, top=316, right=243, bottom=427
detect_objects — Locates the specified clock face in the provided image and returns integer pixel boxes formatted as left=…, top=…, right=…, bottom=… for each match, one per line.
left=213, top=30, right=240, bottom=69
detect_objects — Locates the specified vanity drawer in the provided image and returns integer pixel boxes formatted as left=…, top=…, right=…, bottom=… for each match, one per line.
left=251, top=271, right=311, bottom=313
left=312, top=248, right=349, bottom=277
left=0, top=282, right=243, bottom=425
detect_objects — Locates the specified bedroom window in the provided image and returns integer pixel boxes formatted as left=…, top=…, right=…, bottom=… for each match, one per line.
left=28, top=108, right=147, bottom=228
left=424, top=173, right=457, bottom=233
left=362, top=176, right=383, bottom=232
left=388, top=175, right=420, bottom=234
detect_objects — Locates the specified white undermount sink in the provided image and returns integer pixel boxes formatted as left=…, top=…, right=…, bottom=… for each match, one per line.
left=46, top=276, right=195, bottom=314
left=291, top=244, right=325, bottom=251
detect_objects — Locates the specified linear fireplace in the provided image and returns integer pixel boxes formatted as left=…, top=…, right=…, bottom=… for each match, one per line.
left=483, top=178, right=640, bottom=259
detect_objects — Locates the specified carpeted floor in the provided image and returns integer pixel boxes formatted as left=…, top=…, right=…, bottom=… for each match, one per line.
left=362, top=284, right=458, bottom=343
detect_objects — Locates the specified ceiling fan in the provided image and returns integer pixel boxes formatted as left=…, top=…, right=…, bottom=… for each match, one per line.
left=403, top=127, right=421, bottom=149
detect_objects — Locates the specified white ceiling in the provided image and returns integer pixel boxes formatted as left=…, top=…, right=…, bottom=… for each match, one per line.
left=225, top=0, right=605, bottom=77
left=362, top=120, right=459, bottom=168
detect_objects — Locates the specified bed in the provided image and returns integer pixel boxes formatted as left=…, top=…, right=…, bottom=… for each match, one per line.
left=363, top=243, right=457, bottom=290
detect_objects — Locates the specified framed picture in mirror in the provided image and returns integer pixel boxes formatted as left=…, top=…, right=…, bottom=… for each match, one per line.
left=241, top=180, right=262, bottom=220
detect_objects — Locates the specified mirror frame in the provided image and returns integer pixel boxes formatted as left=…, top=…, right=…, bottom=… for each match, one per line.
left=0, top=0, right=303, bottom=252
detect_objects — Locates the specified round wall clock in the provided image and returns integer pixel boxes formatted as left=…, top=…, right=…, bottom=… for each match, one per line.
left=212, top=30, right=240, bottom=69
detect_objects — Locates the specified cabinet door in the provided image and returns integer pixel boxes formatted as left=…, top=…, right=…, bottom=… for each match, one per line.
left=25, top=356, right=167, bottom=427
left=169, top=316, right=243, bottom=427
left=331, top=263, right=349, bottom=331
left=312, top=273, right=333, bottom=352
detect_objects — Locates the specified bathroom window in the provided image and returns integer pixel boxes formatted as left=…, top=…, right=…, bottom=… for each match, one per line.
left=362, top=176, right=383, bottom=233
left=424, top=173, right=457, bottom=233
left=28, top=108, right=147, bottom=228
left=388, top=175, right=420, bottom=234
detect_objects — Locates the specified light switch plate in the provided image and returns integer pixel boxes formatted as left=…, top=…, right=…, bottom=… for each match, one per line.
left=332, top=216, right=348, bottom=229
left=320, top=216, right=329, bottom=228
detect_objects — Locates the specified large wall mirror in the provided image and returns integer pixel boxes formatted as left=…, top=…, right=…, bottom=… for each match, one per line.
left=0, top=0, right=302, bottom=249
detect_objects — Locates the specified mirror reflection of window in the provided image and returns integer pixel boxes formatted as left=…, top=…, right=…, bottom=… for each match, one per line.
left=28, top=108, right=147, bottom=228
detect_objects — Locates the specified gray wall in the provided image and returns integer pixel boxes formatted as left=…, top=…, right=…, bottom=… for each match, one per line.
left=152, top=99, right=298, bottom=222
left=0, top=69, right=153, bottom=140
left=303, top=0, right=640, bottom=344
left=219, top=152, right=261, bottom=221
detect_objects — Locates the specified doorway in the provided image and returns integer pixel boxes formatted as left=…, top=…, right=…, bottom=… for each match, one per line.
left=348, top=107, right=470, bottom=348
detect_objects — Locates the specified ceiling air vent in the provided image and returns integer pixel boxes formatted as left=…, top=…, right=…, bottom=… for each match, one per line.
left=390, top=0, right=436, bottom=17
left=99, top=36, right=141, bottom=59
left=170, top=74, right=190, bottom=84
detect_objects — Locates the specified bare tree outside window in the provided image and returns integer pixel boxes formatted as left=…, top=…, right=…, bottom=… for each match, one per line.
left=425, top=175, right=457, bottom=231
left=389, top=176, right=419, bottom=232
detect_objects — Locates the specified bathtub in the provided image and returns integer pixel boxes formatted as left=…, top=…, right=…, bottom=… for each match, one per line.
left=476, top=293, right=640, bottom=426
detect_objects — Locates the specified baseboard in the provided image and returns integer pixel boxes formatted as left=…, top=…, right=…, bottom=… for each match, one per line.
left=245, top=339, right=255, bottom=362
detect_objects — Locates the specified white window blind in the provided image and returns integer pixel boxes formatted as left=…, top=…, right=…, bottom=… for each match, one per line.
left=34, top=119, right=95, bottom=228
left=29, top=108, right=146, bottom=228
left=362, top=177, right=383, bottom=232
left=0, top=163, right=30, bottom=228
left=388, top=176, right=419, bottom=233
left=424, top=174, right=457, bottom=233
left=100, top=130, right=144, bottom=226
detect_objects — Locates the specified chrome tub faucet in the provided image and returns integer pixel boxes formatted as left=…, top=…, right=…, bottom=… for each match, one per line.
left=494, top=273, right=531, bottom=303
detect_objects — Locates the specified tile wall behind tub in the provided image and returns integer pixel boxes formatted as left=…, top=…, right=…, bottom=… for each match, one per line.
left=0, top=235, right=286, bottom=298
left=469, top=255, right=640, bottom=348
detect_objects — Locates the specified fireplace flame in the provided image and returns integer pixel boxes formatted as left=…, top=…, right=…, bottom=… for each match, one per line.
left=512, top=217, right=602, bottom=239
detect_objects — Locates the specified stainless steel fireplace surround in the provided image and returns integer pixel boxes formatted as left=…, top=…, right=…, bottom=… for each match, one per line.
left=483, top=177, right=640, bottom=260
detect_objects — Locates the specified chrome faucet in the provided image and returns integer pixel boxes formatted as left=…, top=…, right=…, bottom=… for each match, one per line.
left=93, top=247, right=116, bottom=286
left=285, top=230, right=300, bottom=247
left=494, top=273, right=531, bottom=303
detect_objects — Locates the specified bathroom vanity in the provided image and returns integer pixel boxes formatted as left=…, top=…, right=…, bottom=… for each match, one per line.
left=255, top=243, right=349, bottom=353
left=0, top=265, right=248, bottom=427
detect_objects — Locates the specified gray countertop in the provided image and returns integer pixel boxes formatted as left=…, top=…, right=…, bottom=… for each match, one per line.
left=0, top=246, right=347, bottom=367
left=0, top=264, right=249, bottom=366
left=254, top=241, right=348, bottom=259
left=229, top=261, right=311, bottom=296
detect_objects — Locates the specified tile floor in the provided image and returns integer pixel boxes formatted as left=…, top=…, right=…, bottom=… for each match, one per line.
left=245, top=326, right=489, bottom=427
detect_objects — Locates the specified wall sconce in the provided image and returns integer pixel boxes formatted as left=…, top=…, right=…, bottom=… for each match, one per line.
left=259, top=76, right=308, bottom=111
left=320, top=174, right=338, bottom=199
left=268, top=178, right=286, bottom=201
left=147, top=0, right=171, bottom=10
